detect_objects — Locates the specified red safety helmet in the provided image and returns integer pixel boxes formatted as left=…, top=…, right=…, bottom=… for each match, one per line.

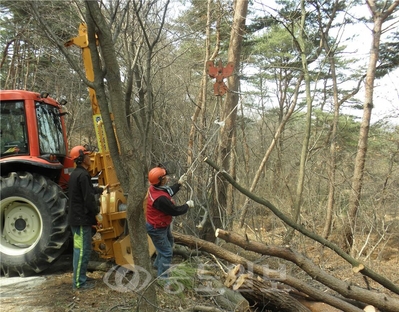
left=70, top=145, right=90, bottom=161
left=148, top=167, right=167, bottom=185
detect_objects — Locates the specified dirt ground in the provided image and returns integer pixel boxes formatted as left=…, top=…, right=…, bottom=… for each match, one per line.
left=0, top=253, right=214, bottom=312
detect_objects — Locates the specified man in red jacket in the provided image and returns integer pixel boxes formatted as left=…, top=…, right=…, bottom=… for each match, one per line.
left=145, top=165, right=194, bottom=280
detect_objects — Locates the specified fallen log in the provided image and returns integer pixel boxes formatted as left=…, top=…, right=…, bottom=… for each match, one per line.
left=225, top=265, right=309, bottom=312
left=195, top=275, right=250, bottom=312
left=230, top=272, right=310, bottom=312
left=173, top=231, right=363, bottom=312
left=215, top=228, right=399, bottom=312
left=226, top=264, right=346, bottom=312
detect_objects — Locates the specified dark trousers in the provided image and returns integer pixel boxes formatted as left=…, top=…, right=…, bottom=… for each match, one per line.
left=70, top=225, right=92, bottom=288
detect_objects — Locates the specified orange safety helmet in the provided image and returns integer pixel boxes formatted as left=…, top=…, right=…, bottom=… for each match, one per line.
left=148, top=167, right=167, bottom=185
left=70, top=145, right=90, bottom=162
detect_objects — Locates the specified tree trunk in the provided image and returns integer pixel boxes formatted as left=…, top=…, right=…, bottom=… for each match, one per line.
left=212, top=0, right=248, bottom=240
left=127, top=180, right=158, bottom=311
left=187, top=0, right=216, bottom=242
left=344, top=0, right=399, bottom=254
left=84, top=2, right=159, bottom=311
left=187, top=0, right=216, bottom=169
left=285, top=0, right=313, bottom=243
left=238, top=76, right=303, bottom=227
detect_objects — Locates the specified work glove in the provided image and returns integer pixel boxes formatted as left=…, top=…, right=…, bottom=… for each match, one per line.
left=186, top=200, right=194, bottom=208
left=178, top=174, right=187, bottom=185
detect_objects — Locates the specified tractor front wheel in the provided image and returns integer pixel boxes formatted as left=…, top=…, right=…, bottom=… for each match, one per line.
left=0, top=172, right=70, bottom=276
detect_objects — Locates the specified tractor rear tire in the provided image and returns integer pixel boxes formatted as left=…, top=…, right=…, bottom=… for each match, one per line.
left=0, top=172, right=70, bottom=277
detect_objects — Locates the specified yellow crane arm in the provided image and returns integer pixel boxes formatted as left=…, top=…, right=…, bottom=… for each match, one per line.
left=65, top=22, right=109, bottom=153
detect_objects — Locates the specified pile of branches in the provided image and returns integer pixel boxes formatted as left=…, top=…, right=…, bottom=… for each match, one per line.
left=174, top=229, right=398, bottom=312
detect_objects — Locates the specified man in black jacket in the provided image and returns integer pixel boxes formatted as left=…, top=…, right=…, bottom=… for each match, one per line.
left=68, top=145, right=104, bottom=290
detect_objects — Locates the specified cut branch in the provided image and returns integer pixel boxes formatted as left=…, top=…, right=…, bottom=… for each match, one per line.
left=195, top=276, right=250, bottom=312
left=226, top=265, right=311, bottom=312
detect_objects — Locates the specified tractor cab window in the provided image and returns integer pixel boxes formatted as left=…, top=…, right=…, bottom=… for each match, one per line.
left=0, top=101, right=28, bottom=156
left=35, top=103, right=66, bottom=155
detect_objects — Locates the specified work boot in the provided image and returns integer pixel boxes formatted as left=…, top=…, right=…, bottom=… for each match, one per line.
left=73, top=282, right=95, bottom=291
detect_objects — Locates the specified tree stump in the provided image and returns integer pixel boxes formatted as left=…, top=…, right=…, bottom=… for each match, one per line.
left=196, top=271, right=250, bottom=312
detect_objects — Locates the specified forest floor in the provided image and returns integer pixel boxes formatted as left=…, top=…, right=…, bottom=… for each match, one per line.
left=1, top=223, right=398, bottom=312
left=0, top=252, right=217, bottom=312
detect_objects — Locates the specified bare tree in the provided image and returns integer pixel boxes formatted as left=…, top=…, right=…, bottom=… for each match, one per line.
left=310, top=0, right=365, bottom=239
left=210, top=0, right=249, bottom=240
left=30, top=1, right=159, bottom=310
left=131, top=0, right=170, bottom=164
left=344, top=0, right=399, bottom=254
left=238, top=76, right=303, bottom=227
left=284, top=0, right=317, bottom=243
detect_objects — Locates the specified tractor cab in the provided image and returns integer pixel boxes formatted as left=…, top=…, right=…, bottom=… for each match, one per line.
left=0, top=91, right=73, bottom=185
left=1, top=91, right=66, bottom=158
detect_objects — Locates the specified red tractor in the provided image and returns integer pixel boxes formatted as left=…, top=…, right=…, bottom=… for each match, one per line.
left=0, top=90, right=74, bottom=277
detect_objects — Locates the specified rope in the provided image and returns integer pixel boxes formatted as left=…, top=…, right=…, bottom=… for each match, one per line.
left=179, top=96, right=241, bottom=234
left=185, top=97, right=240, bottom=176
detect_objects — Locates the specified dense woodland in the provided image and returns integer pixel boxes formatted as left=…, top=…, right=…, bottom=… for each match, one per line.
left=1, top=1, right=399, bottom=311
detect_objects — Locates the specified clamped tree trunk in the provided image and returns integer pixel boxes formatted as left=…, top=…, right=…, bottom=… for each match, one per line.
left=206, top=60, right=234, bottom=96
